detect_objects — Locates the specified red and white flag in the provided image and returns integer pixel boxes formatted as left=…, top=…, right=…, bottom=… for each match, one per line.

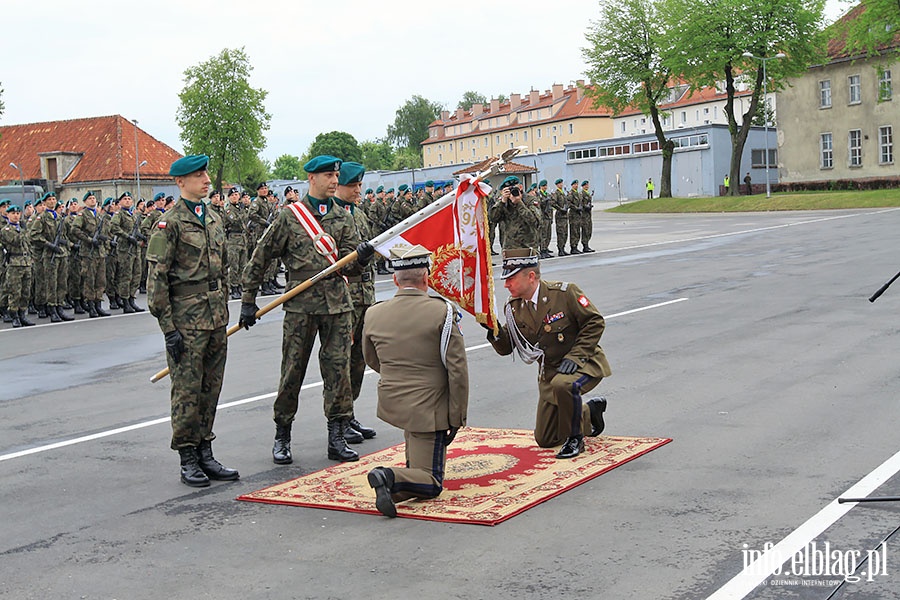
left=371, top=174, right=497, bottom=330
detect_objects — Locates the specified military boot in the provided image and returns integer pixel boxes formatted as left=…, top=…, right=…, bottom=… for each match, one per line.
left=348, top=417, right=376, bottom=439
left=108, top=294, right=120, bottom=309
left=122, top=298, right=135, bottom=313
left=17, top=310, right=35, bottom=327
left=73, top=300, right=86, bottom=315
left=327, top=419, right=359, bottom=462
left=27, top=302, right=37, bottom=315
left=49, top=306, right=62, bottom=323
left=94, top=301, right=111, bottom=317
left=62, top=296, right=73, bottom=310
left=343, top=422, right=364, bottom=444
left=178, top=447, right=210, bottom=487
left=128, top=297, right=145, bottom=312
left=38, top=304, right=49, bottom=319
left=11, top=312, right=22, bottom=328
left=1, top=308, right=12, bottom=323
left=87, top=301, right=100, bottom=318
left=55, top=305, right=75, bottom=322
left=197, top=440, right=239, bottom=481
left=272, top=423, right=293, bottom=464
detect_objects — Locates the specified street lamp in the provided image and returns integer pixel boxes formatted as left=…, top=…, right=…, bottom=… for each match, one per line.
left=137, top=160, right=147, bottom=205
left=132, top=119, right=144, bottom=202
left=9, top=162, right=25, bottom=203
left=742, top=51, right=786, bottom=198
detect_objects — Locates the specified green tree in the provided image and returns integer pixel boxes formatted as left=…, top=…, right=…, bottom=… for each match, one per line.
left=272, top=154, right=303, bottom=180
left=583, top=0, right=676, bottom=198
left=0, top=82, right=5, bottom=118
left=306, top=131, right=363, bottom=164
left=238, top=155, right=271, bottom=191
left=360, top=139, right=395, bottom=170
left=392, top=148, right=421, bottom=170
left=457, top=91, right=489, bottom=111
left=662, top=0, right=826, bottom=196
left=838, top=0, right=900, bottom=57
left=386, top=95, right=444, bottom=167
left=176, top=47, right=271, bottom=192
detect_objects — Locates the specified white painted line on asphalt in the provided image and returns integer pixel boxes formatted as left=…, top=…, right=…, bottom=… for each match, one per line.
left=0, top=297, right=689, bottom=463
left=707, top=447, right=900, bottom=600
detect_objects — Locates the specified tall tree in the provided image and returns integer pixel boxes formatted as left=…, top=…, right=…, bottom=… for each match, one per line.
left=391, top=148, right=421, bottom=170
left=360, top=139, right=395, bottom=171
left=238, top=155, right=270, bottom=191
left=662, top=0, right=826, bottom=196
left=176, top=47, right=271, bottom=192
left=457, top=91, right=488, bottom=111
left=272, top=154, right=303, bottom=180
left=583, top=0, right=676, bottom=198
left=838, top=0, right=900, bottom=57
left=0, top=82, right=5, bottom=119
left=306, top=131, right=363, bottom=164
left=386, top=95, right=444, bottom=167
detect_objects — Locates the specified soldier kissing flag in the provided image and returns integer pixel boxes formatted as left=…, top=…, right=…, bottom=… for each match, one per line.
left=372, top=174, right=497, bottom=331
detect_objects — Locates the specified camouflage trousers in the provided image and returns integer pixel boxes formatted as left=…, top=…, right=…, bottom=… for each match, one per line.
left=167, top=326, right=227, bottom=450
left=540, top=216, right=553, bottom=252
left=226, top=237, right=247, bottom=288
left=106, top=251, right=118, bottom=298
left=68, top=254, right=83, bottom=301
left=274, top=310, right=353, bottom=426
left=349, top=304, right=371, bottom=402
left=555, top=213, right=569, bottom=252
left=0, top=264, right=6, bottom=307
left=3, top=265, right=32, bottom=311
left=80, top=253, right=107, bottom=302
left=115, top=247, right=141, bottom=299
left=40, top=253, right=67, bottom=305
left=568, top=211, right=582, bottom=251
left=579, top=210, right=593, bottom=249
left=139, top=245, right=148, bottom=289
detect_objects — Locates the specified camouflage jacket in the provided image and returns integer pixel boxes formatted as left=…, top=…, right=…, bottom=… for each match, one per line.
left=28, top=209, right=68, bottom=257
left=0, top=222, right=31, bottom=267
left=549, top=188, right=568, bottom=213
left=241, top=194, right=361, bottom=315
left=538, top=191, right=554, bottom=218
left=223, top=203, right=247, bottom=236
left=566, top=188, right=583, bottom=212
left=70, top=207, right=109, bottom=258
left=248, top=197, right=277, bottom=231
left=334, top=199, right=376, bottom=307
left=488, top=196, right=541, bottom=249
left=110, top=208, right=139, bottom=253
left=146, top=198, right=228, bottom=333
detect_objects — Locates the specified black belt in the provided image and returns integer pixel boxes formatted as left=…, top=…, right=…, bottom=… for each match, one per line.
left=7, top=253, right=26, bottom=256
left=226, top=232, right=244, bottom=237
left=345, top=272, right=372, bottom=283
left=170, top=279, right=221, bottom=297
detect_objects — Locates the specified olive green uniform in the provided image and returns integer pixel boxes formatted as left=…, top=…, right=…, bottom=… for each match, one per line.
left=109, top=208, right=143, bottom=300
left=488, top=194, right=541, bottom=250
left=0, top=221, right=32, bottom=312
left=566, top=186, right=583, bottom=252
left=223, top=202, right=248, bottom=290
left=69, top=208, right=109, bottom=303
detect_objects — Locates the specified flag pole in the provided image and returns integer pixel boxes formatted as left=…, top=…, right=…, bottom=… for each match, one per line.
left=149, top=147, right=525, bottom=383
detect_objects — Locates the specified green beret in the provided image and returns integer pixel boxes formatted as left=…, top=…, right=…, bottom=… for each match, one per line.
left=256, top=182, right=268, bottom=190
left=0, top=199, right=9, bottom=208
left=500, top=176, right=519, bottom=189
left=555, top=178, right=564, bottom=185
left=169, top=154, right=209, bottom=177
left=101, top=197, right=113, bottom=207
left=40, top=192, right=56, bottom=202
left=376, top=185, right=384, bottom=193
left=425, top=180, right=434, bottom=187
left=118, top=191, right=132, bottom=201
left=55, top=200, right=64, bottom=208
left=539, top=179, right=548, bottom=187
left=7, top=204, right=21, bottom=213
left=83, top=191, right=96, bottom=201
left=571, top=179, right=578, bottom=185
left=529, top=183, right=537, bottom=191
left=398, top=184, right=410, bottom=193
left=386, top=187, right=394, bottom=194
left=24, top=200, right=32, bottom=206
left=304, top=155, right=342, bottom=173
left=338, top=161, right=366, bottom=186
left=365, top=188, right=374, bottom=194
left=68, top=198, right=79, bottom=206
left=153, top=192, right=166, bottom=202
left=582, top=180, right=589, bottom=186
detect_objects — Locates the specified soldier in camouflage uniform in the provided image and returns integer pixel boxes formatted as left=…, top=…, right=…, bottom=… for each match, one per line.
left=488, top=176, right=541, bottom=250
left=333, top=162, right=378, bottom=444
left=239, top=154, right=374, bottom=465
left=578, top=180, right=595, bottom=252
left=140, top=193, right=167, bottom=294
left=63, top=199, right=86, bottom=314
left=0, top=200, right=9, bottom=323
left=382, top=184, right=415, bottom=231
left=536, top=180, right=554, bottom=259
left=109, top=192, right=145, bottom=313
left=69, top=191, right=111, bottom=318
left=371, top=186, right=391, bottom=275
left=0, top=205, right=36, bottom=327
left=223, top=187, right=248, bottom=300
left=29, top=192, right=74, bottom=322
left=247, top=183, right=281, bottom=296
left=549, top=178, right=569, bottom=255
left=146, top=154, right=239, bottom=488
left=566, top=180, right=585, bottom=254
left=102, top=197, right=122, bottom=310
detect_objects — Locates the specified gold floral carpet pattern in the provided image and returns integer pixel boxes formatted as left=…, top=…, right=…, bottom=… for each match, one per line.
left=237, top=427, right=672, bottom=525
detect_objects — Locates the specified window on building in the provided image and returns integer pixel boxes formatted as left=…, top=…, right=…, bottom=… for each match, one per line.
left=621, top=122, right=627, bottom=132
left=537, top=129, right=542, bottom=139
left=598, top=144, right=631, bottom=157
left=672, top=133, right=709, bottom=149
left=568, top=123, right=574, bottom=134
left=662, top=115, right=669, bottom=127
left=524, top=130, right=528, bottom=141
left=567, top=148, right=598, bottom=161
left=633, top=141, right=661, bottom=154
left=680, top=111, right=687, bottom=124
left=849, top=75, right=861, bottom=104
left=880, top=126, right=894, bottom=164
left=496, top=135, right=500, bottom=144
left=552, top=135, right=558, bottom=145
left=552, top=125, right=557, bottom=132
left=484, top=136, right=488, bottom=146
left=703, top=107, right=709, bottom=115
left=459, top=141, right=464, bottom=151
left=751, top=148, right=777, bottom=168
left=820, top=133, right=833, bottom=168
left=472, top=148, right=477, bottom=157
left=819, top=80, right=832, bottom=108
left=849, top=129, right=862, bottom=166
left=879, top=69, right=893, bottom=101
left=438, top=153, right=443, bottom=162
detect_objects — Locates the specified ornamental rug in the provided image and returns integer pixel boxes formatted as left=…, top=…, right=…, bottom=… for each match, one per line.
left=237, top=427, right=672, bottom=526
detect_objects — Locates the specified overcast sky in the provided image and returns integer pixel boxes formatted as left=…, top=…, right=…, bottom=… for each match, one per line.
left=2, top=0, right=851, bottom=164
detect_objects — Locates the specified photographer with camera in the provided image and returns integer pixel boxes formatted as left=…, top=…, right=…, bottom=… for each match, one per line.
left=488, top=176, right=541, bottom=251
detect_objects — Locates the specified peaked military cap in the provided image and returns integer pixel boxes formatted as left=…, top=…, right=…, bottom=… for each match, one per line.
left=338, top=162, right=366, bottom=186
left=389, top=244, right=432, bottom=270
left=169, top=154, right=209, bottom=177
left=376, top=185, right=384, bottom=193
left=304, top=155, right=342, bottom=173
left=555, top=178, right=564, bottom=184
left=7, top=204, right=21, bottom=212
left=539, top=179, right=548, bottom=187
left=500, top=247, right=539, bottom=280
left=425, top=180, right=434, bottom=187
left=83, top=191, right=97, bottom=201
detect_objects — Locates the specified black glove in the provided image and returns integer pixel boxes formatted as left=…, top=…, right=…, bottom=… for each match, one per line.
left=44, top=242, right=61, bottom=254
left=356, top=242, right=375, bottom=266
left=90, top=238, right=101, bottom=248
left=558, top=358, right=579, bottom=375
left=480, top=322, right=498, bottom=339
left=446, top=426, right=460, bottom=445
left=239, top=302, right=259, bottom=329
left=164, top=330, right=185, bottom=364
left=137, top=233, right=148, bottom=242
left=127, top=234, right=138, bottom=245
left=98, top=234, right=109, bottom=243
left=72, top=243, right=80, bottom=252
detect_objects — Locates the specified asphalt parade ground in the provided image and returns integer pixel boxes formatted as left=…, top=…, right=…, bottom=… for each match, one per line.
left=3, top=205, right=900, bottom=599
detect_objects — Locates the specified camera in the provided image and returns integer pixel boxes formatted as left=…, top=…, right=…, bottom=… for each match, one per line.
left=509, top=187, right=520, bottom=197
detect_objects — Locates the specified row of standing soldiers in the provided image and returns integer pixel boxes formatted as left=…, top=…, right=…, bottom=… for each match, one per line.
left=0, top=190, right=179, bottom=327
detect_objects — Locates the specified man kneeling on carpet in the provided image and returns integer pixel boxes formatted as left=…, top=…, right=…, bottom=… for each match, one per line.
left=485, top=248, right=611, bottom=459
left=362, top=245, right=469, bottom=518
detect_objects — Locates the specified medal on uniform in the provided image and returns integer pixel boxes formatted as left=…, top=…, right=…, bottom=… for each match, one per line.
left=544, top=324, right=551, bottom=332
left=558, top=333, right=565, bottom=343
